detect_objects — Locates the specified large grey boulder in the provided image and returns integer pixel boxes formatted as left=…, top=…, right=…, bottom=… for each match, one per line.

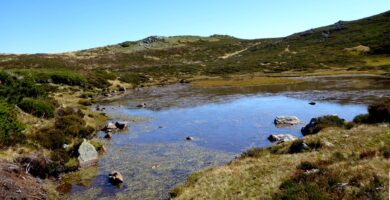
left=78, top=139, right=98, bottom=168
left=268, top=134, right=298, bottom=143
left=274, top=116, right=301, bottom=126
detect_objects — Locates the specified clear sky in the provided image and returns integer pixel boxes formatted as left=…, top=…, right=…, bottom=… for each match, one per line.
left=1, top=0, right=389, bottom=53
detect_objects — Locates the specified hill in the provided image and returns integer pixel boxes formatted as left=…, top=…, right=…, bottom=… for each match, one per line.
left=0, top=11, right=389, bottom=87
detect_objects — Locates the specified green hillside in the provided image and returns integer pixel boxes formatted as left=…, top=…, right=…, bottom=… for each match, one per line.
left=0, top=11, right=388, bottom=86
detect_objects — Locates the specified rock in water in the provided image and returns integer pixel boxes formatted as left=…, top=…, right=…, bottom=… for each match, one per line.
left=274, top=116, right=301, bottom=126
left=186, top=136, right=194, bottom=141
left=78, top=139, right=98, bottom=168
left=309, top=101, right=316, bottom=105
left=115, top=122, right=128, bottom=130
left=104, top=132, right=112, bottom=139
left=268, top=134, right=298, bottom=143
left=108, top=171, right=124, bottom=184
left=102, top=122, right=117, bottom=132
left=136, top=102, right=147, bottom=108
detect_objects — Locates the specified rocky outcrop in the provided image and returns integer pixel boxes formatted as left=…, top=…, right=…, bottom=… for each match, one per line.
left=77, top=139, right=98, bottom=168
left=274, top=116, right=301, bottom=126
left=268, top=134, right=298, bottom=143
left=108, top=171, right=124, bottom=185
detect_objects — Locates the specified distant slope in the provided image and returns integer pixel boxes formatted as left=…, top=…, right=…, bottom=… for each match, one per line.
left=0, top=11, right=389, bottom=83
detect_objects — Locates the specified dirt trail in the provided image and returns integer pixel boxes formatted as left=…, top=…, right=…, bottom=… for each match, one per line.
left=220, top=42, right=262, bottom=59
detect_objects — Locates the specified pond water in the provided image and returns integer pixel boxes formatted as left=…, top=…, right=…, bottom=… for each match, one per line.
left=62, top=76, right=390, bottom=200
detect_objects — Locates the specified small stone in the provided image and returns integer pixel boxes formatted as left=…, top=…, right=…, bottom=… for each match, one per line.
left=304, top=169, right=320, bottom=174
left=323, top=140, right=334, bottom=147
left=104, top=133, right=112, bottom=139
left=115, top=122, right=128, bottom=130
left=136, top=103, right=147, bottom=108
left=186, top=136, right=194, bottom=141
left=309, top=101, right=316, bottom=105
left=268, top=134, right=298, bottom=143
left=108, top=171, right=124, bottom=185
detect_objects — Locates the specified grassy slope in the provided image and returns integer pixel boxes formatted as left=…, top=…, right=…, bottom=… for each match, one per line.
left=0, top=11, right=389, bottom=84
left=172, top=125, right=390, bottom=199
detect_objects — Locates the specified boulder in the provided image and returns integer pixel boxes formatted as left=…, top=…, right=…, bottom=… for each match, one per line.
left=77, top=139, right=98, bottom=168
left=268, top=134, right=298, bottom=143
left=274, top=116, right=301, bottom=126
left=115, top=122, right=128, bottom=130
left=108, top=171, right=124, bottom=185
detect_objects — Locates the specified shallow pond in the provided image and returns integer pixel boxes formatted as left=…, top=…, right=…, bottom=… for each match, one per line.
left=62, top=76, right=390, bottom=200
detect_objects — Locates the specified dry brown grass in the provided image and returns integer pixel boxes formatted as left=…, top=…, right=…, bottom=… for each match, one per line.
left=172, top=125, right=390, bottom=199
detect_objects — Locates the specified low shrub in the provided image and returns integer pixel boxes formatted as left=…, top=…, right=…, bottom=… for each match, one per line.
left=353, top=114, right=370, bottom=124
left=0, top=72, right=45, bottom=104
left=367, top=98, right=390, bottom=123
left=18, top=98, right=55, bottom=118
left=48, top=72, right=87, bottom=86
left=355, top=175, right=385, bottom=200
left=240, top=148, right=268, bottom=158
left=288, top=140, right=309, bottom=154
left=359, top=150, right=376, bottom=159
left=275, top=161, right=343, bottom=200
left=119, top=73, right=148, bottom=85
left=0, top=100, right=25, bottom=147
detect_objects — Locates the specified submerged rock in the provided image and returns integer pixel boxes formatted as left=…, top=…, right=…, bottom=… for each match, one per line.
left=274, top=116, right=301, bottom=126
left=268, top=134, right=298, bottom=143
left=77, top=139, right=98, bottom=168
left=108, top=171, right=124, bottom=184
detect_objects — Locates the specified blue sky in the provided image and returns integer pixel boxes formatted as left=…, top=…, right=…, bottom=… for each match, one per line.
left=1, top=0, right=389, bottom=53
